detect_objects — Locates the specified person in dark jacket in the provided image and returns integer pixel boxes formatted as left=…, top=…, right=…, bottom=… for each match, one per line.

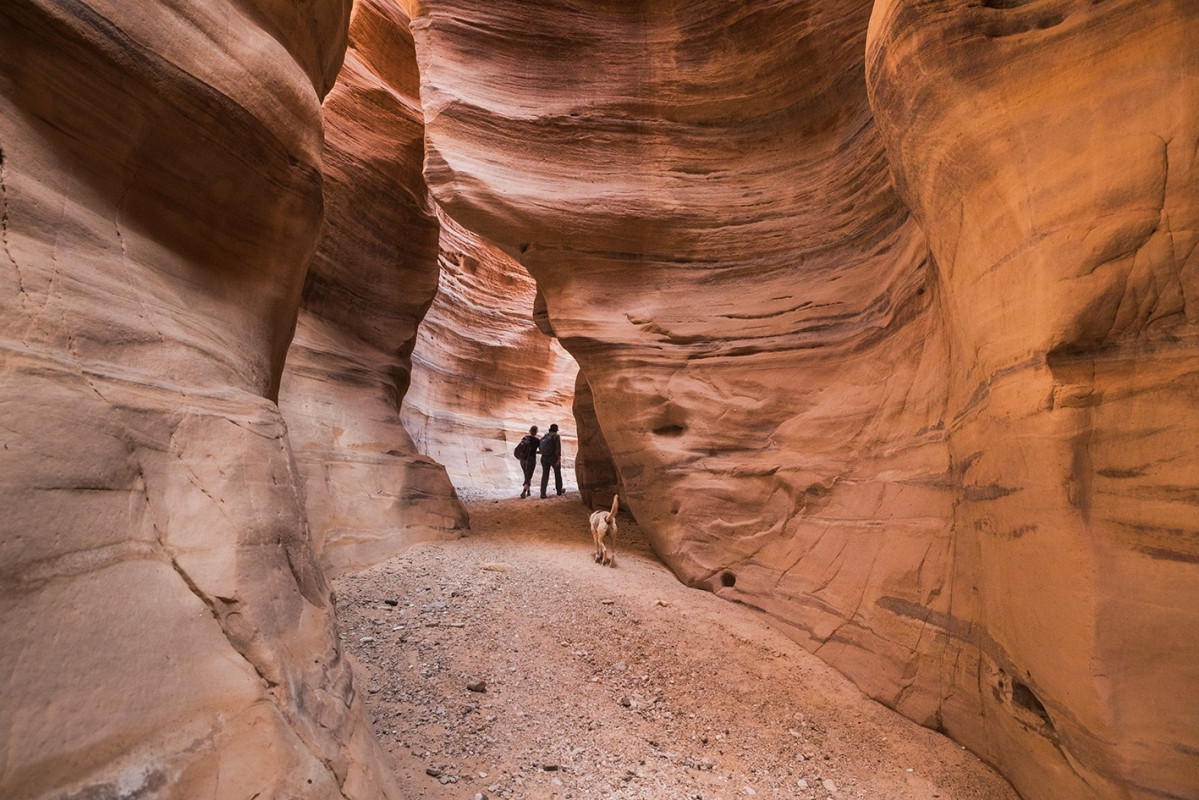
left=518, top=425, right=540, bottom=499
left=539, top=423, right=565, bottom=498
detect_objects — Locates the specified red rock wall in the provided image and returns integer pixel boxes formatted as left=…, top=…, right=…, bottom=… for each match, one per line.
left=867, top=3, right=1199, bottom=798
left=410, top=2, right=1199, bottom=799
left=0, top=1, right=399, bottom=797
left=279, top=0, right=468, bottom=576
left=403, top=208, right=580, bottom=495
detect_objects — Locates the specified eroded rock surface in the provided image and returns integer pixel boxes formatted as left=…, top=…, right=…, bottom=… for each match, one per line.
left=402, top=208, right=579, bottom=495
left=412, top=2, right=1199, bottom=799
left=0, top=2, right=398, bottom=797
left=867, top=3, right=1199, bottom=798
left=279, top=0, right=468, bottom=577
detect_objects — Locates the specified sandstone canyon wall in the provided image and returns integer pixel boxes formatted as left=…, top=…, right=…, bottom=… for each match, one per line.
left=402, top=208, right=580, bottom=496
left=411, top=2, right=1199, bottom=799
left=866, top=3, right=1199, bottom=798
left=279, top=0, right=468, bottom=578
left=0, top=2, right=400, bottom=797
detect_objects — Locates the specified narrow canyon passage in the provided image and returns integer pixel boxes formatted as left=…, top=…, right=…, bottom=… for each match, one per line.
left=334, top=493, right=1018, bottom=800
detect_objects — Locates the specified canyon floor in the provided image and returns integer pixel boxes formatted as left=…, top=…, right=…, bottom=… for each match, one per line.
left=335, top=491, right=1020, bottom=800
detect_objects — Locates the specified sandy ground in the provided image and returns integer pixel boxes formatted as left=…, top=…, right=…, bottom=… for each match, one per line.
left=335, top=491, right=1019, bottom=800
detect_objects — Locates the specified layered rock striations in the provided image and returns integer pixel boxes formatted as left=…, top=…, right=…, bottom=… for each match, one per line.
left=403, top=208, right=579, bottom=494
left=279, top=0, right=468, bottom=577
left=414, top=0, right=949, bottom=734
left=0, top=2, right=399, bottom=797
left=867, top=3, right=1199, bottom=798
left=412, top=1, right=1199, bottom=798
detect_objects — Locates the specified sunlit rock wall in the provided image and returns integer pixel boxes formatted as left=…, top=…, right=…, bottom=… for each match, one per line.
left=403, top=208, right=579, bottom=495
left=0, top=2, right=399, bottom=797
left=279, top=0, right=468, bottom=577
left=867, top=3, right=1199, bottom=799
left=413, top=0, right=947, bottom=727
left=411, top=1, right=1199, bottom=798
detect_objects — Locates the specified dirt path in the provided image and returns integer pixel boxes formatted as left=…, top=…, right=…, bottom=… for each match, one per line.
left=335, top=492, right=1019, bottom=800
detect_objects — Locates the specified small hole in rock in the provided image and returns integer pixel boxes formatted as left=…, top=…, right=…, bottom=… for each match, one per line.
left=1011, top=681, right=1053, bottom=726
left=720, top=571, right=736, bottom=588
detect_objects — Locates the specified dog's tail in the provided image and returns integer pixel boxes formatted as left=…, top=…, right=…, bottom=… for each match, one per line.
left=609, top=493, right=619, bottom=521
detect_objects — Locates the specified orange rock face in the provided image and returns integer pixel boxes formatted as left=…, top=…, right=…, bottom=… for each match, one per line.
left=403, top=208, right=579, bottom=495
left=0, top=1, right=399, bottom=797
left=411, top=2, right=1199, bottom=799
left=279, top=0, right=468, bottom=576
left=867, top=3, right=1199, bottom=798
left=5, top=1, right=1196, bottom=799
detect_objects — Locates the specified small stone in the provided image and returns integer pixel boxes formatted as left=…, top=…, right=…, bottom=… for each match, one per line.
left=467, top=679, right=487, bottom=693
left=425, top=766, right=442, bottom=778
left=358, top=636, right=375, bottom=644
left=822, top=778, right=838, bottom=792
left=744, top=787, right=757, bottom=796
left=798, top=779, right=809, bottom=788
left=542, top=764, right=559, bottom=771
left=384, top=599, right=399, bottom=606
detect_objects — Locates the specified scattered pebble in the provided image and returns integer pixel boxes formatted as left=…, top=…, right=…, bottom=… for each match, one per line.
left=334, top=496, right=1020, bottom=800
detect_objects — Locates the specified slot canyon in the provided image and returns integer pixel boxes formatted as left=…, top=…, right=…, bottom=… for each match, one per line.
left=0, top=2, right=1196, bottom=800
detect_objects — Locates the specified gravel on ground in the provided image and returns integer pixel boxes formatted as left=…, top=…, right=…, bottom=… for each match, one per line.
left=335, top=491, right=1019, bottom=800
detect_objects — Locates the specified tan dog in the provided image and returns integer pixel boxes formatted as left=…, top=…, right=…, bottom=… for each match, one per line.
left=590, top=494, right=619, bottom=567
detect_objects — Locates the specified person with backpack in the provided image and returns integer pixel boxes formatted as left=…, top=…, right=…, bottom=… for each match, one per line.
left=539, top=423, right=565, bottom=498
left=514, top=425, right=540, bottom=498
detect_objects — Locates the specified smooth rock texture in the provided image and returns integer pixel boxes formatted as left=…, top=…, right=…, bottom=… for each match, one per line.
left=403, top=208, right=580, bottom=494
left=867, top=3, right=1199, bottom=798
left=412, top=2, right=1199, bottom=799
left=279, top=0, right=468, bottom=577
left=0, top=2, right=398, bottom=798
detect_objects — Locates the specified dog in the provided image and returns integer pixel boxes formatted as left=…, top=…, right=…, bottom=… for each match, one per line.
left=589, top=494, right=619, bottom=567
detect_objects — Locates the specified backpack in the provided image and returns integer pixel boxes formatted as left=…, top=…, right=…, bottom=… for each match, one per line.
left=514, top=435, right=535, bottom=461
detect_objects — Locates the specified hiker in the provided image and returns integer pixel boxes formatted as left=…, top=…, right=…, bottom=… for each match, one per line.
left=515, top=425, right=540, bottom=499
left=539, top=423, right=565, bottom=498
